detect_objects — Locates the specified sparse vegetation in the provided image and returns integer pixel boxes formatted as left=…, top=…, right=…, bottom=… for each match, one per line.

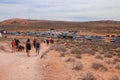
left=75, top=54, right=82, bottom=59
left=54, top=45, right=67, bottom=52
left=113, top=58, right=120, bottom=63
left=91, top=62, right=108, bottom=71
left=72, top=61, right=83, bottom=70
left=111, top=75, right=119, bottom=80
left=115, top=64, right=120, bottom=70
left=65, top=57, right=75, bottom=62
left=82, top=72, right=97, bottom=80
left=117, top=52, right=120, bottom=58
left=71, top=47, right=81, bottom=54
left=104, top=52, right=113, bottom=58
left=104, top=60, right=112, bottom=65
left=95, top=55, right=104, bottom=60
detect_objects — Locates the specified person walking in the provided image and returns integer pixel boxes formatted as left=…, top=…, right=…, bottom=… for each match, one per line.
left=26, top=39, right=31, bottom=57
left=50, top=38, right=54, bottom=44
left=15, top=39, right=20, bottom=50
left=33, top=38, right=36, bottom=48
left=46, top=39, right=49, bottom=46
left=11, top=39, right=16, bottom=53
left=35, top=39, right=41, bottom=56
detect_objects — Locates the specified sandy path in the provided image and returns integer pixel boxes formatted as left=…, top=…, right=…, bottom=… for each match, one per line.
left=37, top=50, right=71, bottom=80
left=0, top=43, right=71, bottom=80
left=0, top=43, right=49, bottom=80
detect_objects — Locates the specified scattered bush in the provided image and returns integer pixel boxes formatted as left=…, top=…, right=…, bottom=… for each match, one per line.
left=59, top=52, right=66, bottom=57
left=111, top=75, right=119, bottom=80
left=82, top=71, right=97, bottom=80
left=75, top=54, right=82, bottom=59
left=88, top=50, right=96, bottom=55
left=71, top=48, right=81, bottom=54
left=72, top=61, right=83, bottom=70
left=54, top=45, right=67, bottom=52
left=98, top=50, right=104, bottom=54
left=65, top=57, right=75, bottom=62
left=117, top=52, right=120, bottom=58
left=115, top=64, right=120, bottom=70
left=95, top=55, right=104, bottom=60
left=104, top=60, right=111, bottom=65
left=113, top=58, right=120, bottom=63
left=104, top=52, right=113, bottom=58
left=91, top=62, right=108, bottom=71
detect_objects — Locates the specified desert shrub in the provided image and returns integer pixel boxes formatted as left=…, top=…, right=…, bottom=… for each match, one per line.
left=72, top=61, right=83, bottom=70
left=117, top=52, right=120, bottom=58
left=54, top=45, right=67, bottom=52
left=113, top=58, right=120, bottom=63
left=88, top=50, right=96, bottom=55
left=98, top=50, right=104, bottom=54
left=111, top=75, right=119, bottom=80
left=65, top=45, right=71, bottom=49
left=104, top=52, right=113, bottom=58
left=75, top=54, right=82, bottom=59
left=95, top=55, right=104, bottom=60
left=65, top=57, right=75, bottom=62
left=91, top=62, right=108, bottom=71
left=104, top=60, right=111, bottom=65
left=110, top=58, right=120, bottom=65
left=71, top=47, right=81, bottom=54
left=82, top=72, right=97, bottom=80
left=59, top=52, right=66, bottom=57
left=115, top=64, right=120, bottom=70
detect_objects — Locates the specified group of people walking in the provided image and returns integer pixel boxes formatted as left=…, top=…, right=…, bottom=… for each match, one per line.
left=11, top=39, right=20, bottom=53
left=11, top=38, right=54, bottom=57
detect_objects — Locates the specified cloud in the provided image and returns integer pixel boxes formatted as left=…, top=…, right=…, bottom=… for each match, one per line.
left=0, top=0, right=120, bottom=21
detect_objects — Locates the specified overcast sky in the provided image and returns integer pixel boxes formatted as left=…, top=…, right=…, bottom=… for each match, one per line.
left=0, top=0, right=120, bottom=21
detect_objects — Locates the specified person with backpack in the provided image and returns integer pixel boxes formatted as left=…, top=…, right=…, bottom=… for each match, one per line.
left=15, top=39, right=20, bottom=49
left=11, top=39, right=16, bottom=53
left=35, top=39, right=41, bottom=56
left=26, top=39, right=31, bottom=57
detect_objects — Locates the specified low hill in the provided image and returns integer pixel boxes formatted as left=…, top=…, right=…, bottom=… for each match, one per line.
left=0, top=18, right=120, bottom=34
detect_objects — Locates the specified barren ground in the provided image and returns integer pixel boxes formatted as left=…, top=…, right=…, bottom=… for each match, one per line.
left=0, top=41, right=120, bottom=80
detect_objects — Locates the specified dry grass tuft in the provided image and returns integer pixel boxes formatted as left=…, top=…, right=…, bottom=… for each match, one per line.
left=115, top=64, right=120, bottom=70
left=54, top=45, right=67, bottom=52
left=71, top=47, right=81, bottom=54
left=95, top=55, right=104, bottom=60
left=75, top=54, right=82, bottom=59
left=82, top=71, right=97, bottom=80
left=111, top=75, right=119, bottom=80
left=91, top=62, right=108, bottom=71
left=72, top=61, right=83, bottom=70
left=104, top=52, right=113, bottom=58
left=117, top=52, right=120, bottom=58
left=65, top=57, right=75, bottom=62
left=104, top=60, right=112, bottom=65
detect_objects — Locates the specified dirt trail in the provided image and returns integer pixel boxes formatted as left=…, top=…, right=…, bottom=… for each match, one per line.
left=0, top=43, right=49, bottom=80
left=37, top=50, right=71, bottom=80
left=0, top=43, right=71, bottom=80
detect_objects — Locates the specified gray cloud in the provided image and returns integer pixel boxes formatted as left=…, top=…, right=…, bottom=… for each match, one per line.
left=0, top=0, right=120, bottom=21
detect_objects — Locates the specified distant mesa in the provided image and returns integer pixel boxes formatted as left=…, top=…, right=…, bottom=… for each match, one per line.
left=0, top=18, right=64, bottom=25
left=1, top=18, right=28, bottom=25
